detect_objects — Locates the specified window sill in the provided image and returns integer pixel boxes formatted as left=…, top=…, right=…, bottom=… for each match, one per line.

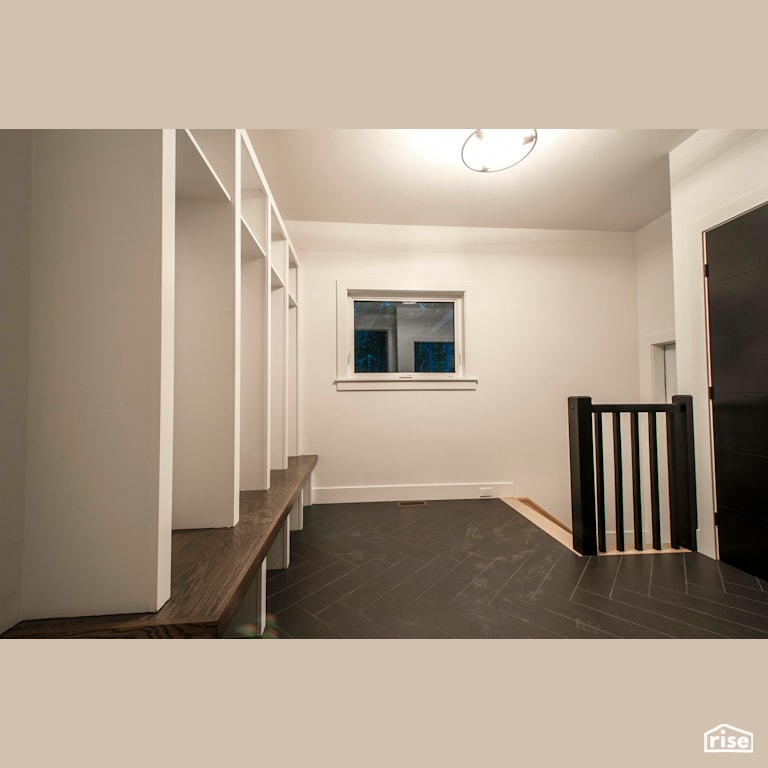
left=334, top=377, right=479, bottom=391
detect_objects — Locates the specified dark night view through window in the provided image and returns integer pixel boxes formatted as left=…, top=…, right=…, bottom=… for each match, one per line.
left=353, top=300, right=456, bottom=374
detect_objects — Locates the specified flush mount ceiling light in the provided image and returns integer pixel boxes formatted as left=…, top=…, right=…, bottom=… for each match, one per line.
left=461, top=128, right=537, bottom=173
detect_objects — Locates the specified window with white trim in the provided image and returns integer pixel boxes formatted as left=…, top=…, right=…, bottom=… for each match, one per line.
left=335, top=282, right=478, bottom=391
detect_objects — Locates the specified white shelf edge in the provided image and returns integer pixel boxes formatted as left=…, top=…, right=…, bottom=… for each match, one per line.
left=240, top=216, right=267, bottom=259
left=270, top=264, right=286, bottom=290
left=288, top=292, right=298, bottom=308
left=176, top=129, right=232, bottom=203
left=271, top=208, right=287, bottom=243
left=240, top=131, right=270, bottom=195
left=241, top=130, right=298, bottom=261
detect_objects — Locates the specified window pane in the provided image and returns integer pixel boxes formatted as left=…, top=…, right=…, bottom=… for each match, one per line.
left=353, top=300, right=455, bottom=373
left=354, top=329, right=389, bottom=372
left=414, top=341, right=455, bottom=372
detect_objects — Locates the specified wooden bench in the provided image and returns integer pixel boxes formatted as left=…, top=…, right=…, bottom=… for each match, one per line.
left=1, top=454, right=317, bottom=639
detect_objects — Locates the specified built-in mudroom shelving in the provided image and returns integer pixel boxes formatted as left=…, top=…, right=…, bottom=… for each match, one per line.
left=270, top=208, right=289, bottom=473
left=174, top=129, right=238, bottom=529
left=12, top=128, right=303, bottom=623
left=173, top=128, right=301, bottom=519
left=287, top=246, right=300, bottom=460
left=239, top=134, right=270, bottom=493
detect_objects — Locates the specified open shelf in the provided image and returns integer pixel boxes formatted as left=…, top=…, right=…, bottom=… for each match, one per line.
left=270, top=282, right=288, bottom=471
left=174, top=150, right=238, bottom=528
left=271, top=264, right=286, bottom=290
left=240, top=234, right=269, bottom=492
left=288, top=246, right=299, bottom=308
left=288, top=300, right=299, bottom=458
left=241, top=136, right=268, bottom=251
left=189, top=129, right=236, bottom=199
left=176, top=129, right=231, bottom=203
left=270, top=207, right=288, bottom=286
left=241, top=217, right=267, bottom=261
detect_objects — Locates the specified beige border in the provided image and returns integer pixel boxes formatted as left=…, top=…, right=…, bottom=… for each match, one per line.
left=5, top=4, right=768, bottom=765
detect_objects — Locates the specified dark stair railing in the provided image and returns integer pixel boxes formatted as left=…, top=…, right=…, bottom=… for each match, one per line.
left=568, top=395, right=697, bottom=556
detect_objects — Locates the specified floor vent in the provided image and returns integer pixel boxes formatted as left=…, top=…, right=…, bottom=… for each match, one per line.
left=397, top=500, right=428, bottom=507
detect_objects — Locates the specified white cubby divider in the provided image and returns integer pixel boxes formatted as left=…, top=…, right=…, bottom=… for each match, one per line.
left=239, top=217, right=270, bottom=491
left=173, top=130, right=238, bottom=529
left=287, top=246, right=300, bottom=458
left=270, top=208, right=288, bottom=286
left=11, top=128, right=303, bottom=624
left=288, top=245, right=299, bottom=307
left=21, top=130, right=177, bottom=617
left=270, top=270, right=288, bottom=471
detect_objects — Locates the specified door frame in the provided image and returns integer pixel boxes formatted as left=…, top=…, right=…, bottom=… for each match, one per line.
left=702, top=228, right=719, bottom=560
left=649, top=333, right=677, bottom=404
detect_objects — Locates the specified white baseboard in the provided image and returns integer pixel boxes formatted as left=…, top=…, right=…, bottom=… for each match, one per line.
left=311, top=482, right=515, bottom=505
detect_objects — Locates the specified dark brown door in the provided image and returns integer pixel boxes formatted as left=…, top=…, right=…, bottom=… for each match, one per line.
left=705, top=200, right=768, bottom=580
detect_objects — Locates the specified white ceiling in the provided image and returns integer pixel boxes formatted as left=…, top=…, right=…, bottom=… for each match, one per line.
left=246, top=128, right=696, bottom=233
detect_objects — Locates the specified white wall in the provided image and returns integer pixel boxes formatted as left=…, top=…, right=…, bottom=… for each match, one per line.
left=620, top=212, right=677, bottom=547
left=670, top=129, right=768, bottom=559
left=290, top=221, right=640, bottom=525
left=0, top=132, right=31, bottom=634
left=635, top=212, right=676, bottom=401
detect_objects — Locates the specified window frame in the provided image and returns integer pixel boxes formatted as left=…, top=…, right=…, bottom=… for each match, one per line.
left=335, top=281, right=478, bottom=391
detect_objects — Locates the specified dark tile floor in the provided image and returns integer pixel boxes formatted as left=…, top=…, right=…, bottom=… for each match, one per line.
left=264, top=498, right=768, bottom=639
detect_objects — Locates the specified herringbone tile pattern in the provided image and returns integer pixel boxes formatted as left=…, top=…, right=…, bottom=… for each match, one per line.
left=265, top=499, right=768, bottom=639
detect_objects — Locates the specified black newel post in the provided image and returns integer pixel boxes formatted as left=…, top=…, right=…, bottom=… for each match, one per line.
left=568, top=396, right=598, bottom=556
left=671, top=395, right=698, bottom=551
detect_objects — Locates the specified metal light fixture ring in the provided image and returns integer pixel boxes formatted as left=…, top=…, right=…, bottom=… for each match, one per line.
left=461, top=128, right=538, bottom=173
